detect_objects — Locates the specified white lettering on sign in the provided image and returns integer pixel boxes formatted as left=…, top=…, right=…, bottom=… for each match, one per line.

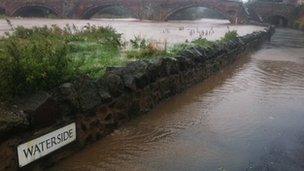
left=17, top=123, right=76, bottom=167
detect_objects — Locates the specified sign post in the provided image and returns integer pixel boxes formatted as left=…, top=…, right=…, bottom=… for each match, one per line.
left=17, top=123, right=76, bottom=167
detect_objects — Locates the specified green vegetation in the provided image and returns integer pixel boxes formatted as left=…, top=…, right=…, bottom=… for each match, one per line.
left=168, top=38, right=213, bottom=56
left=0, top=23, right=239, bottom=100
left=168, top=31, right=238, bottom=56
left=130, top=36, right=148, bottom=49
left=0, top=25, right=125, bottom=100
left=219, top=30, right=238, bottom=42
left=126, top=30, right=238, bottom=60
left=126, top=36, right=167, bottom=59
left=293, top=19, right=304, bottom=30
left=293, top=5, right=304, bottom=30
left=126, top=47, right=167, bottom=59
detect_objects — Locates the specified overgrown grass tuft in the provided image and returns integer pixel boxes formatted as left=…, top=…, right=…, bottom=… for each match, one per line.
left=126, top=37, right=166, bottom=59
left=220, top=30, right=238, bottom=42
left=126, top=46, right=166, bottom=59
left=168, top=31, right=238, bottom=56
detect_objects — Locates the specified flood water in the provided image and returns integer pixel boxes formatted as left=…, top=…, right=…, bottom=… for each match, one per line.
left=5, top=18, right=303, bottom=170
left=0, top=18, right=264, bottom=45
left=47, top=24, right=304, bottom=170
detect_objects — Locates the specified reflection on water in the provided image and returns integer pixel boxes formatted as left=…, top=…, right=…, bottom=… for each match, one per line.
left=0, top=18, right=264, bottom=45
left=50, top=28, right=304, bottom=171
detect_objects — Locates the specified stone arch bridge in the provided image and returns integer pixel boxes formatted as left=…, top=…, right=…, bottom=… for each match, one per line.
left=0, top=0, right=250, bottom=23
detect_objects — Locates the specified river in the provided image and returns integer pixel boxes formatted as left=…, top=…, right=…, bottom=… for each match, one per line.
left=52, top=27, right=304, bottom=170
left=2, top=18, right=304, bottom=170
left=0, top=18, right=264, bottom=45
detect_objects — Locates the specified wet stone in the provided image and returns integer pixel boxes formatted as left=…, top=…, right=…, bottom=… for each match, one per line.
left=147, top=61, right=162, bottom=82
left=74, top=77, right=102, bottom=112
left=104, top=72, right=125, bottom=97
left=0, top=106, right=28, bottom=140
left=96, top=78, right=112, bottom=104
left=14, top=91, right=59, bottom=129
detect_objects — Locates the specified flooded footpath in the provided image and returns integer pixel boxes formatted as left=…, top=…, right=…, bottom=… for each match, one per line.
left=47, top=27, right=304, bottom=171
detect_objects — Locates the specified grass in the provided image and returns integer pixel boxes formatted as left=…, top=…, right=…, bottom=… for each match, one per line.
left=68, top=42, right=125, bottom=77
left=0, top=23, right=239, bottom=100
left=219, top=30, right=238, bottom=42
left=126, top=36, right=167, bottom=59
left=167, top=31, right=238, bottom=56
left=0, top=24, right=126, bottom=100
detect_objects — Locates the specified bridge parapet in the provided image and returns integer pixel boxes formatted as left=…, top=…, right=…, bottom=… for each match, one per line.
left=1, top=0, right=249, bottom=23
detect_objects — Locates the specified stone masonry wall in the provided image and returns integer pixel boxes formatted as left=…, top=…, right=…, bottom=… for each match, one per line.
left=0, top=27, right=275, bottom=170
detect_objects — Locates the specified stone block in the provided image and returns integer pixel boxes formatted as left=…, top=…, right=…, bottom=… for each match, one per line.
left=15, top=91, right=59, bottom=129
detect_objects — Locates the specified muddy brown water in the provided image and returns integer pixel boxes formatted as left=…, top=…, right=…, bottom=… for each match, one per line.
left=1, top=18, right=304, bottom=170
left=0, top=18, right=264, bottom=45
left=49, top=28, right=304, bottom=170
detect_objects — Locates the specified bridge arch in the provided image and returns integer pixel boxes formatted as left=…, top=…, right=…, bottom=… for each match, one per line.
left=12, top=4, right=59, bottom=18
left=81, top=4, right=137, bottom=19
left=164, top=4, right=235, bottom=23
left=264, top=15, right=289, bottom=27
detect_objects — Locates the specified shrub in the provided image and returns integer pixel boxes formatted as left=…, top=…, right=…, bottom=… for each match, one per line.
left=294, top=19, right=304, bottom=30
left=0, top=25, right=125, bottom=100
left=9, top=25, right=66, bottom=39
left=0, top=36, right=73, bottom=100
left=220, top=30, right=239, bottom=42
left=130, top=36, right=147, bottom=49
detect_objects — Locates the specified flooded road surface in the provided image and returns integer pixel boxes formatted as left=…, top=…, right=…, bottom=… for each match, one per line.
left=50, top=28, right=304, bottom=171
left=0, top=18, right=264, bottom=45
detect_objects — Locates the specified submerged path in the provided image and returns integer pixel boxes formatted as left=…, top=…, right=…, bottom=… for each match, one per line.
left=51, top=29, right=304, bottom=171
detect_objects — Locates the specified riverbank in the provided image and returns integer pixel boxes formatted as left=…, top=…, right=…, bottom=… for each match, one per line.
left=0, top=24, right=245, bottom=101
left=52, top=28, right=304, bottom=171
left=0, top=25, right=274, bottom=170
